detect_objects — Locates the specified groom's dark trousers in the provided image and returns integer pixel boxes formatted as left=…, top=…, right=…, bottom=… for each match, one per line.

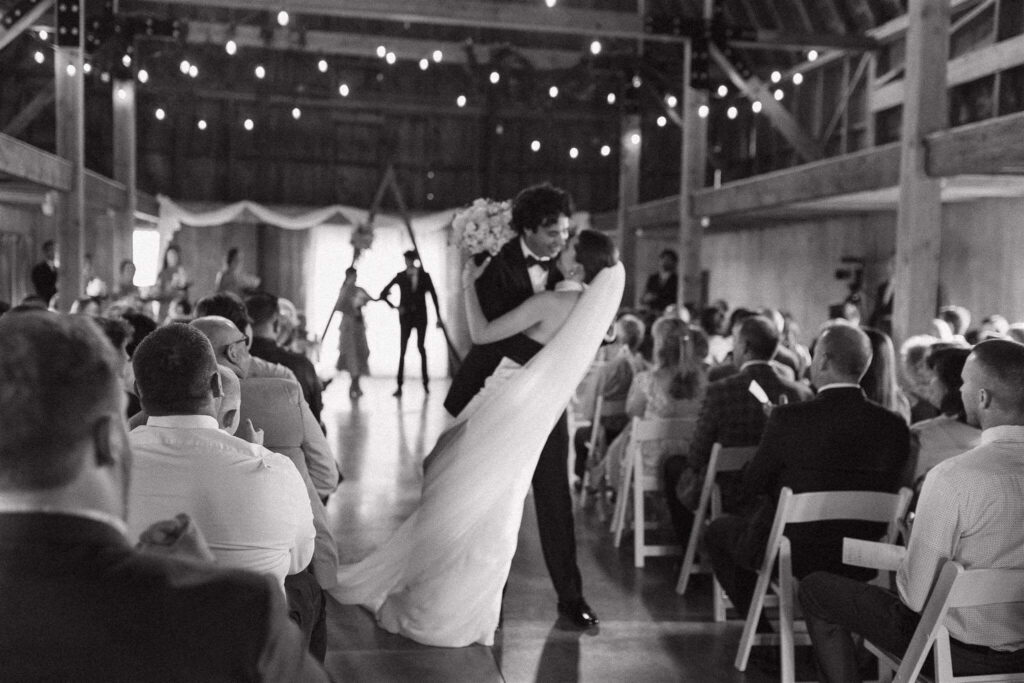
left=444, top=239, right=583, bottom=604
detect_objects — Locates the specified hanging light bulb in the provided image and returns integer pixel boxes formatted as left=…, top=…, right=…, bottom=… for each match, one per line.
left=189, top=64, right=198, bottom=78
left=489, top=71, right=500, bottom=84
left=774, top=89, right=784, bottom=101
left=338, top=83, right=350, bottom=96
left=83, top=62, right=92, bottom=74
left=385, top=51, right=396, bottom=65
left=419, top=58, right=429, bottom=70
left=590, top=40, right=601, bottom=55
left=137, top=68, right=148, bottom=83
left=38, top=29, right=48, bottom=41
left=717, top=84, right=728, bottom=97
left=456, top=94, right=467, bottom=107
left=318, top=58, right=328, bottom=73
left=630, top=132, right=641, bottom=145
left=545, top=0, right=556, bottom=7
left=569, top=147, right=579, bottom=159
left=432, top=49, right=443, bottom=63
left=179, top=60, right=190, bottom=75
left=33, top=51, right=44, bottom=64
left=656, top=115, right=667, bottom=127
left=276, top=10, right=289, bottom=27
left=632, top=75, right=642, bottom=88
left=155, top=108, right=166, bottom=120
left=752, top=100, right=762, bottom=114
left=665, top=94, right=678, bottom=108
left=197, top=119, right=207, bottom=130
left=225, top=39, right=237, bottom=55
left=244, top=118, right=254, bottom=131
left=793, top=72, right=804, bottom=85
left=116, top=87, right=127, bottom=100
left=697, top=104, right=709, bottom=118
left=65, top=64, right=76, bottom=77
left=548, top=85, right=558, bottom=98
left=600, top=145, right=611, bottom=157
left=606, top=92, right=616, bottom=105
left=122, top=54, right=131, bottom=68
left=376, top=45, right=387, bottom=58
left=292, top=107, right=301, bottom=120
left=530, top=140, right=541, bottom=152
left=808, top=49, right=819, bottom=61
left=254, top=65, right=266, bottom=79
left=727, top=106, right=738, bottom=119
left=771, top=70, right=781, bottom=83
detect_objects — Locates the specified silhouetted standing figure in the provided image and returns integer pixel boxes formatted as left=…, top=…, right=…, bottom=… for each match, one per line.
left=380, top=250, right=439, bottom=397
left=30, top=239, right=58, bottom=305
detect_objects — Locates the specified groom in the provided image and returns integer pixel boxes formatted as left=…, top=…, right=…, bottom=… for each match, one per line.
left=444, top=183, right=599, bottom=629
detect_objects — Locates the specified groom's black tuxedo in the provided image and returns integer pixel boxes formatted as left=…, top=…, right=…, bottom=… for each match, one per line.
left=444, top=237, right=583, bottom=603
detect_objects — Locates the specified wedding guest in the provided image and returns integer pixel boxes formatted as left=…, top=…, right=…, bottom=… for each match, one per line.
left=939, top=304, right=971, bottom=343
left=215, top=246, right=261, bottom=298
left=800, top=339, right=1024, bottom=682
left=573, top=313, right=646, bottom=484
left=246, top=292, right=324, bottom=423
left=152, top=244, right=190, bottom=321
left=780, top=311, right=812, bottom=380
left=760, top=308, right=802, bottom=380
left=0, top=312, right=326, bottom=681
left=705, top=324, right=911, bottom=626
left=861, top=328, right=912, bottom=422
left=899, top=334, right=942, bottom=424
left=163, top=297, right=193, bottom=325
left=69, top=296, right=101, bottom=316
left=195, top=292, right=298, bottom=384
left=910, top=347, right=979, bottom=480
left=930, top=316, right=955, bottom=341
left=114, top=259, right=140, bottom=300
left=640, top=249, right=678, bottom=314
left=334, top=268, right=372, bottom=399
left=664, top=316, right=813, bottom=546
left=974, top=313, right=1010, bottom=342
left=29, top=239, right=57, bottom=305
left=379, top=250, right=440, bottom=397
left=700, top=306, right=730, bottom=365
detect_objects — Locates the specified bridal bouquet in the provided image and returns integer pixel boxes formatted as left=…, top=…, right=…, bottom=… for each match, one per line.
left=451, top=198, right=515, bottom=260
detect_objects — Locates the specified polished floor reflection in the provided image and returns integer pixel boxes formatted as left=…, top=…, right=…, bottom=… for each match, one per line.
left=322, top=377, right=776, bottom=682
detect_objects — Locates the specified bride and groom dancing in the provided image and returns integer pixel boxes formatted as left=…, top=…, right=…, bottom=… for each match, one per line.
left=330, top=183, right=624, bottom=647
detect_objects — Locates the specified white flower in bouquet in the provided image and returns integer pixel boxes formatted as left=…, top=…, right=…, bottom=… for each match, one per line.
left=451, top=198, right=515, bottom=257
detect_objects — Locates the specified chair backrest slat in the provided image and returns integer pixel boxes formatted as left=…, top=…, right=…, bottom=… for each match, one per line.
left=785, top=489, right=908, bottom=525
left=631, top=416, right=697, bottom=443
left=947, top=568, right=1024, bottom=608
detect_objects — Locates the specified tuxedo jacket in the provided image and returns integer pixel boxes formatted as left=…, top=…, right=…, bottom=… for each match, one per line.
left=444, top=238, right=561, bottom=416
left=0, top=512, right=327, bottom=681
left=30, top=261, right=57, bottom=302
left=736, top=387, right=911, bottom=578
left=380, top=269, right=438, bottom=325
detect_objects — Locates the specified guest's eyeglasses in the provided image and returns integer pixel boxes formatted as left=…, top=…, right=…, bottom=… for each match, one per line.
left=223, top=334, right=249, bottom=353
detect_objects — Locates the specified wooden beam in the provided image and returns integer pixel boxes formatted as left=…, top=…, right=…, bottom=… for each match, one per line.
left=927, top=109, right=1024, bottom=175
left=0, top=0, right=54, bottom=52
left=892, top=0, right=949, bottom=345
left=691, top=143, right=901, bottom=217
left=730, top=31, right=879, bottom=51
left=83, top=172, right=128, bottom=210
left=709, top=44, right=824, bottom=162
left=0, top=131, right=71, bottom=189
left=3, top=84, right=55, bottom=138
left=112, top=78, right=137, bottom=275
left=138, top=0, right=679, bottom=43
left=678, top=39, right=708, bottom=306
left=872, top=30, right=1024, bottom=112
left=183, top=21, right=583, bottom=71
left=821, top=53, right=870, bottom=145
left=618, top=114, right=641, bottom=307
left=55, top=14, right=86, bottom=310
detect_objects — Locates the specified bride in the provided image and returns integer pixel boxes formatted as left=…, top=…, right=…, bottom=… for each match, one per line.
left=330, top=229, right=624, bottom=647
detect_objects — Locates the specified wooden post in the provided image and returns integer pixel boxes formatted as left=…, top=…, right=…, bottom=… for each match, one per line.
left=679, top=39, right=708, bottom=308
left=617, top=113, right=641, bottom=307
left=54, top=7, right=86, bottom=311
left=893, top=0, right=950, bottom=345
left=112, top=79, right=138, bottom=280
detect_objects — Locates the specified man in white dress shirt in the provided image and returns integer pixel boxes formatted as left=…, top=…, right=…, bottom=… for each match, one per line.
left=800, top=339, right=1024, bottom=681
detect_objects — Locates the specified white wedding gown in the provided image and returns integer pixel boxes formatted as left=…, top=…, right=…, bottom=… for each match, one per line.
left=329, top=263, right=624, bottom=647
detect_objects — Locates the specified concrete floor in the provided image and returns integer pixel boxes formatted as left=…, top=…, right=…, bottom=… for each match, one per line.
left=322, top=376, right=779, bottom=683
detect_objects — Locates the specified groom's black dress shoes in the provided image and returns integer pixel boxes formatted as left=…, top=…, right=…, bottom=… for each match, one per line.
left=557, top=599, right=599, bottom=628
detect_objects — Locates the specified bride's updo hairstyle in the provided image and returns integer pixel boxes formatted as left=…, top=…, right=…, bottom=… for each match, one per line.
left=652, top=316, right=706, bottom=400
left=573, top=230, right=619, bottom=284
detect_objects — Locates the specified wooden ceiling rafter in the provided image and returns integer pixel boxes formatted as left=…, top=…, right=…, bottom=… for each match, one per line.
left=0, top=0, right=54, bottom=52
left=2, top=82, right=54, bottom=137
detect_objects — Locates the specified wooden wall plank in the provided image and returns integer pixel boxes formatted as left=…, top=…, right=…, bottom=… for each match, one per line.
left=0, top=132, right=72, bottom=190
left=926, top=109, right=1024, bottom=174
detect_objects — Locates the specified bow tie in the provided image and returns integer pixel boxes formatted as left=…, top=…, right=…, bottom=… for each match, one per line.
left=525, top=255, right=554, bottom=269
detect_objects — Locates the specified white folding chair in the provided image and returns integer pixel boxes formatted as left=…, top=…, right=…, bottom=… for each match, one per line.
left=611, top=416, right=697, bottom=567
left=568, top=361, right=605, bottom=484
left=734, top=486, right=913, bottom=683
left=863, top=560, right=1024, bottom=683
left=675, top=443, right=758, bottom=622
left=579, top=393, right=626, bottom=509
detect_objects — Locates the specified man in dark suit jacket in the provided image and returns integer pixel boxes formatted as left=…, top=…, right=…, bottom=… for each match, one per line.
left=380, top=250, right=440, bottom=397
left=706, top=323, right=911, bottom=620
left=444, top=183, right=598, bottom=628
left=663, top=316, right=814, bottom=544
left=640, top=248, right=678, bottom=314
left=0, top=312, right=327, bottom=682
left=30, top=239, right=58, bottom=305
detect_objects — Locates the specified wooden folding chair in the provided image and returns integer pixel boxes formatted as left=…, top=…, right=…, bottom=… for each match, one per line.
left=734, top=486, right=913, bottom=683
left=863, top=560, right=1024, bottom=683
left=675, top=443, right=758, bottom=622
left=611, top=416, right=697, bottom=567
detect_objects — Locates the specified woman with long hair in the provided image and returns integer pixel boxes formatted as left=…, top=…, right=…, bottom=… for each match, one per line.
left=861, top=327, right=911, bottom=422
left=334, top=267, right=372, bottom=399
left=910, top=346, right=979, bottom=480
left=152, top=244, right=190, bottom=321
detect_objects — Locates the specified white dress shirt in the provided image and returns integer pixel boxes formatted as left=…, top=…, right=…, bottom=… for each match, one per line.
left=897, top=425, right=1024, bottom=650
left=127, top=414, right=315, bottom=589
left=520, top=238, right=551, bottom=294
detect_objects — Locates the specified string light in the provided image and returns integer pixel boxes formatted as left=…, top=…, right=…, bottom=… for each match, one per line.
left=489, top=71, right=500, bottom=84
left=244, top=118, right=254, bottom=131
left=179, top=60, right=190, bottom=75
left=33, top=51, right=44, bottom=64
left=318, top=58, right=328, bottom=73
left=665, top=94, right=678, bottom=108
left=530, top=140, right=541, bottom=152
left=752, top=100, right=762, bottom=113
left=792, top=73, right=804, bottom=85
left=632, top=75, right=642, bottom=88
left=548, top=85, right=558, bottom=98
left=82, top=63, right=91, bottom=74
left=385, top=52, right=396, bottom=65
left=137, top=68, right=148, bottom=83
left=606, top=92, right=616, bottom=105
left=656, top=115, right=667, bottom=127
left=254, top=65, right=266, bottom=79
left=600, top=145, right=611, bottom=156
left=65, top=64, right=76, bottom=77
left=697, top=104, right=709, bottom=118
left=545, top=0, right=556, bottom=7
left=774, top=89, right=784, bottom=101
left=630, top=132, right=641, bottom=145
left=116, top=87, right=127, bottom=100
left=122, top=54, right=132, bottom=68
left=197, top=119, right=207, bottom=130
left=155, top=108, right=166, bottom=120
left=590, top=40, right=601, bottom=55
left=808, top=49, right=819, bottom=61
left=38, top=29, right=48, bottom=40
left=338, top=83, right=349, bottom=96
left=376, top=45, right=387, bottom=58
left=432, top=49, right=443, bottom=63
left=771, top=70, right=781, bottom=83
left=189, top=65, right=198, bottom=78
left=225, top=39, right=237, bottom=55
left=716, top=84, right=728, bottom=97
left=276, top=10, right=289, bottom=27
left=727, top=106, right=738, bottom=119
left=569, top=147, right=579, bottom=159
left=292, top=107, right=301, bottom=120
left=456, top=94, right=467, bottom=107
left=419, top=58, right=428, bottom=70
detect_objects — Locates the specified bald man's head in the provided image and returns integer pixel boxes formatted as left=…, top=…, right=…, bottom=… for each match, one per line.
left=961, top=339, right=1024, bottom=429
left=191, top=316, right=250, bottom=379
left=812, top=323, right=873, bottom=385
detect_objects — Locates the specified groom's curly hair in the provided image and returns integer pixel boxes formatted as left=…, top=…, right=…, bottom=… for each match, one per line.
left=511, top=183, right=574, bottom=235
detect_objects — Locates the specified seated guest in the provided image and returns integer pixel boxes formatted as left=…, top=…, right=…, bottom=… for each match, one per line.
left=939, top=304, right=971, bottom=343
left=861, top=328, right=911, bottom=422
left=710, top=308, right=797, bottom=383
left=705, top=324, right=911, bottom=623
left=800, top=339, right=1024, bottom=682
left=195, top=292, right=298, bottom=383
left=699, top=306, right=730, bottom=365
left=663, top=316, right=813, bottom=546
left=899, top=334, right=942, bottom=424
left=0, top=312, right=326, bottom=680
left=573, top=313, right=647, bottom=483
left=910, top=346, right=979, bottom=481
left=246, top=292, right=324, bottom=423
left=127, top=324, right=315, bottom=587
left=974, top=313, right=1010, bottom=342
left=601, top=317, right=706, bottom=492
left=760, top=308, right=802, bottom=380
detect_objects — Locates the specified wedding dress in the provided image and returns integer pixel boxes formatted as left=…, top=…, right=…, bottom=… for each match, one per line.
left=329, top=263, right=624, bottom=647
